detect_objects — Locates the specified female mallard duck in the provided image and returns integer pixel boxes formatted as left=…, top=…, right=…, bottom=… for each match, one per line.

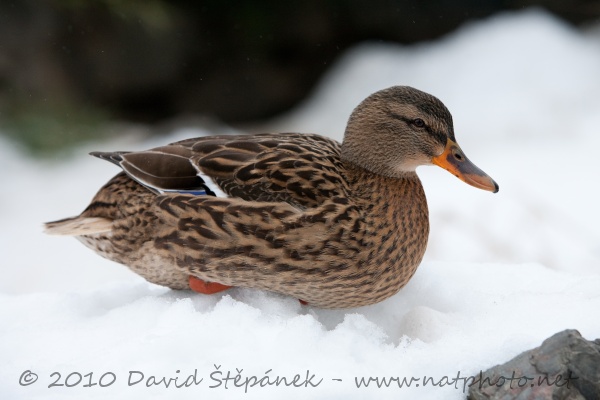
left=45, top=86, right=498, bottom=308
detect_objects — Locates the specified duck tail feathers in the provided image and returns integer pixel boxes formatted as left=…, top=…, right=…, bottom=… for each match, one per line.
left=44, top=216, right=113, bottom=236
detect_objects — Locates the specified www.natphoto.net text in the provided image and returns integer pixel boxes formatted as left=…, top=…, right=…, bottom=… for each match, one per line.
left=18, top=367, right=577, bottom=394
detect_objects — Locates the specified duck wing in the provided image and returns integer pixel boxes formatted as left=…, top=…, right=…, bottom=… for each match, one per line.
left=92, top=133, right=349, bottom=210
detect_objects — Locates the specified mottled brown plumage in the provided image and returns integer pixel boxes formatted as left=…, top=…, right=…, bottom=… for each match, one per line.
left=45, top=86, right=498, bottom=308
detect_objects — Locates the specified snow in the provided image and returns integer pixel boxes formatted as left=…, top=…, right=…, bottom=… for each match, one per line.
left=1, top=9, right=599, bottom=400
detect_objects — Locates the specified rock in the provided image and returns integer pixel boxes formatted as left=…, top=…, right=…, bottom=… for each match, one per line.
left=468, top=329, right=600, bottom=400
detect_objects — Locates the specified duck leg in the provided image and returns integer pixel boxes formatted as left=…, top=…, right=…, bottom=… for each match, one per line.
left=188, top=276, right=232, bottom=294
left=189, top=274, right=309, bottom=307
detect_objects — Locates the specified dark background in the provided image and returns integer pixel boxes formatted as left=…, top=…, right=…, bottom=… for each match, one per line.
left=1, top=0, right=599, bottom=153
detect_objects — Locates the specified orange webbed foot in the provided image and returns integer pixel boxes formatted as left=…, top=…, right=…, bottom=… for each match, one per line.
left=188, top=276, right=232, bottom=294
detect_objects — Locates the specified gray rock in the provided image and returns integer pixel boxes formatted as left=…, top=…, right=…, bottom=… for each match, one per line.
left=468, top=329, right=600, bottom=400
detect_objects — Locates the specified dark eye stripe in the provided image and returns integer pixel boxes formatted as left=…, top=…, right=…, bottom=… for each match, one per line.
left=387, top=112, right=447, bottom=144
left=388, top=112, right=428, bottom=129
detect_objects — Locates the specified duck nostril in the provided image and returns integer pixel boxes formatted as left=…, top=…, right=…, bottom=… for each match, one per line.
left=454, top=152, right=463, bottom=161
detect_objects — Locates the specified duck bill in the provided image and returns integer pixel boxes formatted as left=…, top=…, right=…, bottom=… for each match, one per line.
left=431, top=139, right=499, bottom=193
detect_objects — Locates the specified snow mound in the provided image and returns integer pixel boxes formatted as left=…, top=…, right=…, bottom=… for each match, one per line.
left=1, top=263, right=599, bottom=399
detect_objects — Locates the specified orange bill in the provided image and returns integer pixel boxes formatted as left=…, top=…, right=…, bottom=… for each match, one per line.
left=431, top=139, right=499, bottom=193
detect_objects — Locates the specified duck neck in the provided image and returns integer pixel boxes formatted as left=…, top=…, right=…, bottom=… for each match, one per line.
left=343, top=161, right=427, bottom=211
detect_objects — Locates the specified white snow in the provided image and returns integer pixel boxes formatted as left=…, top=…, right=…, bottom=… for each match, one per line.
left=1, top=9, right=599, bottom=400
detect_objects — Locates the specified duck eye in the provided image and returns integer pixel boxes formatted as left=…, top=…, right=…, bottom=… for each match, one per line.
left=412, top=118, right=425, bottom=128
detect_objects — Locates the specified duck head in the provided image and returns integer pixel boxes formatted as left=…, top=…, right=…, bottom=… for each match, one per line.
left=341, top=86, right=498, bottom=193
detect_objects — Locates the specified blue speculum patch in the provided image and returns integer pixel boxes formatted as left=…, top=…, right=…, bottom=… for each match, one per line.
left=163, top=187, right=217, bottom=197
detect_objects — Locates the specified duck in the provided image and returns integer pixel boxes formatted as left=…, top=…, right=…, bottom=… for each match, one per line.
left=45, top=86, right=498, bottom=309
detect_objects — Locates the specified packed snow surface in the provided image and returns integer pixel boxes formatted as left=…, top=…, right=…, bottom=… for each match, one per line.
left=1, top=9, right=599, bottom=399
